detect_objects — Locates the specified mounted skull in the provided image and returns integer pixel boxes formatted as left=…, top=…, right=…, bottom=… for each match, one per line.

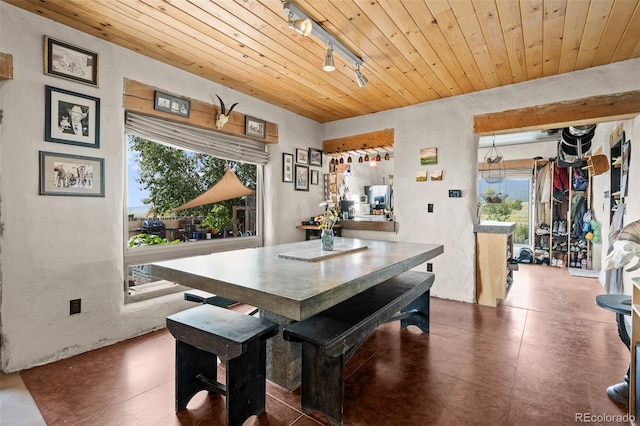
left=215, top=94, right=238, bottom=129
left=603, top=221, right=640, bottom=272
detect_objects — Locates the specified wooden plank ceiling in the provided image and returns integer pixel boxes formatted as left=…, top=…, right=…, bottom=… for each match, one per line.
left=7, top=0, right=640, bottom=123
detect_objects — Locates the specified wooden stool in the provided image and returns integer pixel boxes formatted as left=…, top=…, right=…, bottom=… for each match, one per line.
left=166, top=304, right=278, bottom=426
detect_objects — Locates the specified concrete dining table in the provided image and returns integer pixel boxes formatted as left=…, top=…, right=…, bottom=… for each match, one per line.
left=150, top=237, right=444, bottom=390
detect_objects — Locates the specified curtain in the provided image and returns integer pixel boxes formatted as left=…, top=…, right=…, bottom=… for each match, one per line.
left=125, top=112, right=269, bottom=165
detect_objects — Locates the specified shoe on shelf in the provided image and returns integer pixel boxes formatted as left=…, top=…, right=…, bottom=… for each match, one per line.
left=553, top=221, right=559, bottom=233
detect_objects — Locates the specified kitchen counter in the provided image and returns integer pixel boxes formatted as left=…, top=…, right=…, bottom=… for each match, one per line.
left=340, top=219, right=397, bottom=232
left=473, top=221, right=516, bottom=234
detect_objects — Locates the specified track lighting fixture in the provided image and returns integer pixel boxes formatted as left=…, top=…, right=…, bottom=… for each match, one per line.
left=384, top=151, right=390, bottom=160
left=339, top=155, right=344, bottom=164
left=364, top=153, right=369, bottom=162
left=323, top=43, right=335, bottom=72
left=283, top=1, right=367, bottom=86
left=376, top=153, right=381, bottom=161
left=287, top=13, right=312, bottom=36
left=358, top=155, right=363, bottom=163
left=354, top=63, right=368, bottom=88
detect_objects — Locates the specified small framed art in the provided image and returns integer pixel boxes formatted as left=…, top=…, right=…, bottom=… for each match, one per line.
left=311, top=169, right=319, bottom=185
left=44, top=36, right=98, bottom=86
left=154, top=91, right=190, bottom=118
left=296, top=148, right=309, bottom=164
left=295, top=164, right=309, bottom=191
left=39, top=151, right=105, bottom=197
left=245, top=115, right=266, bottom=139
left=309, top=148, right=323, bottom=166
left=283, top=153, right=294, bottom=183
left=45, top=85, right=100, bottom=148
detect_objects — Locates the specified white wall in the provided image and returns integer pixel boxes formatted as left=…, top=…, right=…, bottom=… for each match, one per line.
left=2, top=3, right=640, bottom=372
left=323, top=59, right=640, bottom=302
left=0, top=4, right=323, bottom=372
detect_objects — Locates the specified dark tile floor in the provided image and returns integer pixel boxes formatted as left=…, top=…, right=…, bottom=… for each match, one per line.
left=18, top=264, right=630, bottom=425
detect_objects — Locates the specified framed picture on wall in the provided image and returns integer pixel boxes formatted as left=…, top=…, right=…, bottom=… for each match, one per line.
left=309, top=148, right=323, bottom=166
left=245, top=116, right=266, bottom=138
left=154, top=91, right=190, bottom=118
left=283, top=153, right=294, bottom=183
left=295, top=164, right=309, bottom=191
left=44, top=36, right=98, bottom=86
left=45, top=85, right=100, bottom=148
left=39, top=151, right=105, bottom=197
left=296, top=148, right=308, bottom=164
left=311, top=169, right=319, bottom=185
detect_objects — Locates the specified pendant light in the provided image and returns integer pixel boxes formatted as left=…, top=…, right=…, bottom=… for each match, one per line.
left=323, top=42, right=335, bottom=72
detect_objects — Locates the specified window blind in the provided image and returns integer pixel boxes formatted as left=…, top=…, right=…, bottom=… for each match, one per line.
left=125, top=112, right=270, bottom=165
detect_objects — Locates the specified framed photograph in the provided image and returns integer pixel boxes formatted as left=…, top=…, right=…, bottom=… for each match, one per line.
left=430, top=170, right=444, bottom=181
left=283, top=153, right=294, bottom=183
left=294, top=164, right=309, bottom=191
left=296, top=148, right=309, bottom=164
left=311, top=169, right=319, bottom=185
left=154, top=91, right=190, bottom=118
left=309, top=148, right=323, bottom=166
left=44, top=36, right=98, bottom=86
left=245, top=115, right=266, bottom=139
left=39, top=151, right=105, bottom=197
left=45, top=85, right=100, bottom=148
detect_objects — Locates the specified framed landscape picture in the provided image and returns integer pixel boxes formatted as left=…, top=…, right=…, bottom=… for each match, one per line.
left=44, top=36, right=98, bottom=86
left=295, top=164, right=309, bottom=191
left=283, top=152, right=294, bottom=183
left=39, top=151, right=105, bottom=197
left=45, top=85, right=100, bottom=148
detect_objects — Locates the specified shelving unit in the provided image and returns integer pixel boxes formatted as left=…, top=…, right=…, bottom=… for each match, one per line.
left=475, top=221, right=516, bottom=307
left=610, top=132, right=624, bottom=222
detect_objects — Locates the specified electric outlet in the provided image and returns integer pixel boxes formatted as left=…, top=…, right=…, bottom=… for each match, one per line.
left=427, top=263, right=433, bottom=272
left=70, top=299, right=81, bottom=315
left=427, top=203, right=434, bottom=213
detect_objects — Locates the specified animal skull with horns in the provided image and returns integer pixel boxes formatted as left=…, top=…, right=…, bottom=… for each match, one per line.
left=215, top=94, right=238, bottom=130
left=603, top=220, right=640, bottom=272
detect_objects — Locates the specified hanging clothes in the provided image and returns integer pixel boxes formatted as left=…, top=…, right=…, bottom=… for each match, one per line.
left=570, top=194, right=587, bottom=238
left=553, top=166, right=569, bottom=202
left=535, top=163, right=551, bottom=226
left=605, top=203, right=626, bottom=294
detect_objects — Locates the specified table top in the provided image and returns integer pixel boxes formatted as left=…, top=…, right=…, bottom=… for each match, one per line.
left=595, top=294, right=632, bottom=315
left=151, top=237, right=443, bottom=321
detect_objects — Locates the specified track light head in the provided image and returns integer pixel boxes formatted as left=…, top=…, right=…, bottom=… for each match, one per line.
left=323, top=43, right=335, bottom=72
left=354, top=64, right=367, bottom=87
left=288, top=13, right=312, bottom=36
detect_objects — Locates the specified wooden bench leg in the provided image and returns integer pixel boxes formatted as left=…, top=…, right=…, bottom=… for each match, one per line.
left=400, top=290, right=430, bottom=333
left=300, top=343, right=344, bottom=426
left=226, top=339, right=268, bottom=426
left=175, top=341, right=220, bottom=412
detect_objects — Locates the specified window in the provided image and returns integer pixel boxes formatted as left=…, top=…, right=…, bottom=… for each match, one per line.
left=478, top=170, right=532, bottom=250
left=124, top=113, right=268, bottom=302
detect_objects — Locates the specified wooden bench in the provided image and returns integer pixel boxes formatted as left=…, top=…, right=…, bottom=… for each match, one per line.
left=166, top=304, right=278, bottom=426
left=184, top=289, right=259, bottom=316
left=283, top=270, right=435, bottom=426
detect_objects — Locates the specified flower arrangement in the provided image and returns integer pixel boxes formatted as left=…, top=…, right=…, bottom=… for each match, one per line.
left=314, top=201, right=340, bottom=230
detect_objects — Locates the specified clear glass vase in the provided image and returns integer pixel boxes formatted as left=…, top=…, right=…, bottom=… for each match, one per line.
left=321, top=228, right=334, bottom=251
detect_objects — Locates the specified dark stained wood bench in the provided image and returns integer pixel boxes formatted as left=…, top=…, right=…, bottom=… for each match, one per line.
left=283, top=270, right=435, bottom=426
left=166, top=304, right=278, bottom=426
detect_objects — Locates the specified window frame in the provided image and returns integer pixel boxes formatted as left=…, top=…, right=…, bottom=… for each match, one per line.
left=123, top=122, right=265, bottom=303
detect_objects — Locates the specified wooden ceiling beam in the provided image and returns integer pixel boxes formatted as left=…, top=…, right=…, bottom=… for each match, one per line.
left=322, top=129, right=394, bottom=154
left=474, top=90, right=640, bottom=135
